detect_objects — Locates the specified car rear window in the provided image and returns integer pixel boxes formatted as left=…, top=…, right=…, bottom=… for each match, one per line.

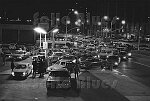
left=50, top=71, right=70, bottom=77
left=15, top=64, right=26, bottom=69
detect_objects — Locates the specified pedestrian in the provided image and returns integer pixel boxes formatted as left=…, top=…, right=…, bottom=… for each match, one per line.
left=38, top=58, right=45, bottom=78
left=1, top=52, right=6, bottom=65
left=32, top=59, right=37, bottom=78
left=11, top=58, right=15, bottom=72
left=74, top=57, right=80, bottom=79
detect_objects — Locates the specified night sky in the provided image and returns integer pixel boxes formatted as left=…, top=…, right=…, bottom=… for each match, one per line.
left=0, top=0, right=150, bottom=23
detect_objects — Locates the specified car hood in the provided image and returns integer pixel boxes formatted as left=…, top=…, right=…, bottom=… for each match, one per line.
left=47, top=65, right=64, bottom=70
left=99, top=53, right=107, bottom=56
left=13, top=69, right=27, bottom=72
left=47, top=77, right=70, bottom=81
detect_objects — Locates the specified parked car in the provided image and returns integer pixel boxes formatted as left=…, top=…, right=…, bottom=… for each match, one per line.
left=48, top=52, right=65, bottom=64
left=80, top=57, right=101, bottom=69
left=11, top=62, right=33, bottom=78
left=47, top=59, right=75, bottom=73
left=46, top=68, right=71, bottom=90
left=9, top=50, right=29, bottom=61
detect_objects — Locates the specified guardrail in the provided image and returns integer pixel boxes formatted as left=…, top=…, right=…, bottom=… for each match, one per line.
left=132, top=50, right=150, bottom=56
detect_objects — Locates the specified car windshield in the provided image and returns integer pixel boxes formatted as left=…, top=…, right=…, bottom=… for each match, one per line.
left=50, top=71, right=70, bottom=77
left=120, top=52, right=127, bottom=55
left=60, top=62, right=66, bottom=66
left=108, top=56, right=119, bottom=61
left=14, top=50, right=24, bottom=54
left=101, top=50, right=107, bottom=53
left=15, top=64, right=26, bottom=69
left=55, top=61, right=60, bottom=65
left=62, top=55, right=75, bottom=60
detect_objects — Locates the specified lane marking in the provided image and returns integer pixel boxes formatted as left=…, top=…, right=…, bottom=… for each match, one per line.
left=131, top=61, right=150, bottom=68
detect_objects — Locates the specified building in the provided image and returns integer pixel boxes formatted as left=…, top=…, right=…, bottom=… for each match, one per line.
left=0, top=24, right=36, bottom=44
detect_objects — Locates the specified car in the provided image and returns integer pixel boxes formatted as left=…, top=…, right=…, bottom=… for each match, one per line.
left=80, top=57, right=101, bottom=69
left=107, top=55, right=121, bottom=68
left=47, top=59, right=75, bottom=73
left=9, top=50, right=29, bottom=61
left=46, top=68, right=71, bottom=90
left=118, top=51, right=129, bottom=61
left=60, top=54, right=76, bottom=62
left=98, top=50, right=108, bottom=60
left=11, top=62, right=33, bottom=78
left=32, top=54, right=45, bottom=61
left=48, top=52, right=65, bottom=64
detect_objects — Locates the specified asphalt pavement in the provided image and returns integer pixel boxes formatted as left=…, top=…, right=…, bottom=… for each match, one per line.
left=0, top=53, right=150, bottom=101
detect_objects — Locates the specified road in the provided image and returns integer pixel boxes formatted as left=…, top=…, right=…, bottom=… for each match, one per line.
left=117, top=52, right=150, bottom=88
left=0, top=57, right=129, bottom=101
left=0, top=53, right=150, bottom=101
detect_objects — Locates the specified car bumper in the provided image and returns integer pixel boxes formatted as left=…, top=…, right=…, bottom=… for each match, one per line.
left=46, top=81, right=71, bottom=89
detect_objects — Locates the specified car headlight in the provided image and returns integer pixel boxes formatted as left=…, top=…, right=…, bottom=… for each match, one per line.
left=94, top=56, right=97, bottom=58
left=11, top=72, right=15, bottom=76
left=23, top=72, right=26, bottom=76
left=18, top=56, right=22, bottom=59
left=114, top=62, right=118, bottom=65
left=128, top=53, right=131, bottom=56
left=123, top=56, right=126, bottom=59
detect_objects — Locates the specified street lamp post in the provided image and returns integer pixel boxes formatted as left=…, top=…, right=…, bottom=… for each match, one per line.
left=110, top=16, right=120, bottom=38
left=65, top=20, right=70, bottom=47
left=138, top=27, right=142, bottom=51
left=34, top=27, right=59, bottom=58
left=101, top=16, right=108, bottom=38
left=65, top=9, right=78, bottom=47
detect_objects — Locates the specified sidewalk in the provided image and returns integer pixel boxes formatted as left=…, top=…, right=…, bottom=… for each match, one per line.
left=89, top=69, right=150, bottom=101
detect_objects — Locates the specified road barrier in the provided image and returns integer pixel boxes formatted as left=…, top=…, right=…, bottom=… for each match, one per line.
left=132, top=50, right=150, bottom=56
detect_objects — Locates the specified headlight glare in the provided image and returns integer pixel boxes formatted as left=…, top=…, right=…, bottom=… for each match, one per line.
left=11, top=72, right=15, bottom=76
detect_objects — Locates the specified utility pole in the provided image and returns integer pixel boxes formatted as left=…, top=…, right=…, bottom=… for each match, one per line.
left=138, top=27, right=142, bottom=50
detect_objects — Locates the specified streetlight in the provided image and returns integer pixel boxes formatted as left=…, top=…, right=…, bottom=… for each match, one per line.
left=74, top=11, right=79, bottom=15
left=138, top=27, right=142, bottom=50
left=65, top=20, right=71, bottom=47
left=104, top=16, right=109, bottom=20
left=34, top=27, right=47, bottom=48
left=121, top=20, right=126, bottom=25
left=101, top=16, right=109, bottom=38
left=34, top=27, right=59, bottom=58
left=110, top=16, right=120, bottom=38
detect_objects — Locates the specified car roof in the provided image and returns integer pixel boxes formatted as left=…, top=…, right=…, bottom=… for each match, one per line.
left=59, top=59, right=72, bottom=62
left=15, top=62, right=29, bottom=65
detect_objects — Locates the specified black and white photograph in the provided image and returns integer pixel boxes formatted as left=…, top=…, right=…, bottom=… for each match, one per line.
left=0, top=0, right=150, bottom=101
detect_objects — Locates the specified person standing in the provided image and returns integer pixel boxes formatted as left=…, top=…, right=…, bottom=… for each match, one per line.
left=1, top=52, right=6, bottom=65
left=32, top=59, right=37, bottom=78
left=38, top=58, right=45, bottom=78
left=74, top=57, right=80, bottom=79
left=11, top=58, right=15, bottom=72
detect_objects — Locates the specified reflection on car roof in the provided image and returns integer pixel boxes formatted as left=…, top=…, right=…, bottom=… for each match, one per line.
left=15, top=62, right=29, bottom=65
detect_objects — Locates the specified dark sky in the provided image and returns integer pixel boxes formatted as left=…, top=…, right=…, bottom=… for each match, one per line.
left=0, top=0, right=150, bottom=23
